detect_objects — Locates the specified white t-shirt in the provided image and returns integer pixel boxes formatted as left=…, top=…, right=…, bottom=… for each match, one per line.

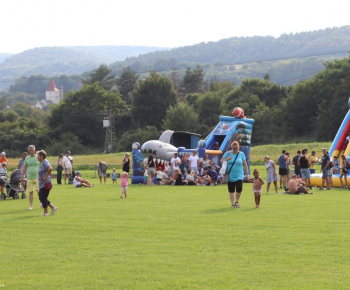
left=189, top=155, right=199, bottom=169
left=211, top=155, right=219, bottom=165
left=67, top=156, right=73, bottom=164
left=73, top=176, right=81, bottom=187
left=156, top=170, right=163, bottom=179
left=144, top=170, right=148, bottom=177
left=62, top=156, right=72, bottom=168
left=0, top=167, right=6, bottom=177
left=171, top=157, right=181, bottom=170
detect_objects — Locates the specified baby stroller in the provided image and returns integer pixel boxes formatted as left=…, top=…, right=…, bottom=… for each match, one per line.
left=0, top=169, right=26, bottom=200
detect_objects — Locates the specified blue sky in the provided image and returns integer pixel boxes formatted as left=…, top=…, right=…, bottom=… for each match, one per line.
left=1, top=0, right=349, bottom=53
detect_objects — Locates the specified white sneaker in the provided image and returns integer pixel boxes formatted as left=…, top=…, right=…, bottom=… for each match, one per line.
left=28, top=207, right=33, bottom=210
left=210, top=183, right=214, bottom=186
left=41, top=213, right=49, bottom=216
left=51, top=207, right=58, bottom=215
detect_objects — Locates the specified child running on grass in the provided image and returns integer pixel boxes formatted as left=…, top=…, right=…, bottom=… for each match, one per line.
left=248, top=169, right=264, bottom=208
left=111, top=168, right=117, bottom=185
left=120, top=172, right=128, bottom=199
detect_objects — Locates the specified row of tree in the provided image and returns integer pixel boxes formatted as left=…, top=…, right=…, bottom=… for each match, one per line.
left=1, top=54, right=350, bottom=157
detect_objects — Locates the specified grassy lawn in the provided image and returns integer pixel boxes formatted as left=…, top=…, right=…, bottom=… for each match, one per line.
left=1, top=165, right=349, bottom=289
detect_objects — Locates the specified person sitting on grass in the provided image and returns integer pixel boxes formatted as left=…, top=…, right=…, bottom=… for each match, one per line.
left=184, top=170, right=195, bottom=185
left=73, top=171, right=93, bottom=188
left=174, top=169, right=185, bottom=185
left=204, top=166, right=218, bottom=186
left=160, top=169, right=173, bottom=185
left=287, top=174, right=312, bottom=194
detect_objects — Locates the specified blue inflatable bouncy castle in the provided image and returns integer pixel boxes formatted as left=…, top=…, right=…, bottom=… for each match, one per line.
left=131, top=108, right=254, bottom=184
left=131, top=142, right=146, bottom=184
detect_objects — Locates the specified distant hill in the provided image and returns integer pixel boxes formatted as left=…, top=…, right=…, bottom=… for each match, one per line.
left=0, top=46, right=170, bottom=90
left=68, top=46, right=171, bottom=63
left=110, top=26, right=350, bottom=85
left=0, top=53, right=12, bottom=63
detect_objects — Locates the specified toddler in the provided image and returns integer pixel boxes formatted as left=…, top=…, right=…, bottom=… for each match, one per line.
left=111, top=168, right=117, bottom=184
left=333, top=156, right=340, bottom=174
left=248, top=169, right=264, bottom=208
left=156, top=167, right=163, bottom=185
left=142, top=165, right=148, bottom=185
left=120, top=172, right=128, bottom=199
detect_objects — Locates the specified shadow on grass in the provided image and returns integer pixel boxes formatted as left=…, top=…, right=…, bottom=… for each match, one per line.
left=203, top=206, right=264, bottom=214
left=202, top=207, right=233, bottom=214
left=6, top=215, right=38, bottom=220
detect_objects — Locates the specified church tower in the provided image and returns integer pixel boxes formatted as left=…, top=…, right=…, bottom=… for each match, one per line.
left=45, top=78, right=62, bottom=104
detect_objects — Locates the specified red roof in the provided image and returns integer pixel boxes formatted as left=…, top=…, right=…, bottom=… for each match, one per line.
left=46, top=78, right=59, bottom=92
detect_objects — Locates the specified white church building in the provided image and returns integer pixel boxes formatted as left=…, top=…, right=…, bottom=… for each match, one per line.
left=45, top=77, right=63, bottom=104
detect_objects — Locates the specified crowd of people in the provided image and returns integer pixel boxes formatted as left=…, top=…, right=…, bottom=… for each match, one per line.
left=0, top=147, right=57, bottom=216
left=2, top=142, right=347, bottom=211
left=263, top=146, right=348, bottom=194
left=141, top=151, right=222, bottom=187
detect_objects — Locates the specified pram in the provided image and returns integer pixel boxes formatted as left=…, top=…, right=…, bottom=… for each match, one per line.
left=0, top=169, right=26, bottom=200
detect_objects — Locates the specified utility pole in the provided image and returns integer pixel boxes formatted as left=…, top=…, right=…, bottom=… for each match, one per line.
left=102, top=110, right=116, bottom=153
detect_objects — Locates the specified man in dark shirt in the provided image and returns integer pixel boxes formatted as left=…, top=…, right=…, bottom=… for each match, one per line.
left=319, top=148, right=330, bottom=190
left=292, top=150, right=301, bottom=178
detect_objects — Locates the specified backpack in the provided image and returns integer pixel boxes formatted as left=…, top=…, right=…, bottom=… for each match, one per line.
left=210, top=170, right=218, bottom=181
left=329, top=160, right=333, bottom=169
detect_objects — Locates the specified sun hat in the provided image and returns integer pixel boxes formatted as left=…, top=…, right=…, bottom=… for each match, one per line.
left=1, top=152, right=5, bottom=155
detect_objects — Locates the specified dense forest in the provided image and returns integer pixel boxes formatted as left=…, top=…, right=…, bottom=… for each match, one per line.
left=1, top=26, right=350, bottom=95
left=110, top=26, right=350, bottom=85
left=1, top=53, right=350, bottom=158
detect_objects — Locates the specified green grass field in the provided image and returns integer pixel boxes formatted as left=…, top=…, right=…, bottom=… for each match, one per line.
left=1, top=165, right=349, bottom=289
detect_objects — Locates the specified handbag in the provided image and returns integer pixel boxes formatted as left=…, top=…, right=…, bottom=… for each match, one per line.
left=223, top=152, right=240, bottom=183
left=40, top=175, right=52, bottom=190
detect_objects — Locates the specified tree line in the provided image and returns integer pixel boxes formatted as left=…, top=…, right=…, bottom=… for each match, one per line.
left=1, top=54, right=350, bottom=158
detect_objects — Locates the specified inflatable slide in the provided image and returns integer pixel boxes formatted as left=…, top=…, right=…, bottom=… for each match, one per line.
left=131, top=109, right=254, bottom=184
left=310, top=99, right=350, bottom=187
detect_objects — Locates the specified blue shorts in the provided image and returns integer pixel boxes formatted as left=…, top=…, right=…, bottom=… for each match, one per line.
left=322, top=169, right=329, bottom=179
left=300, top=168, right=310, bottom=180
left=98, top=170, right=106, bottom=177
left=309, top=169, right=315, bottom=174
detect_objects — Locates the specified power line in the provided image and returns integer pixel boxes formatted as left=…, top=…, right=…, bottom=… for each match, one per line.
left=0, top=49, right=348, bottom=84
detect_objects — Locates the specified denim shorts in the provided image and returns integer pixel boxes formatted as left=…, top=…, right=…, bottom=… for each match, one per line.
left=300, top=168, right=310, bottom=180
left=322, top=169, right=329, bottom=179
